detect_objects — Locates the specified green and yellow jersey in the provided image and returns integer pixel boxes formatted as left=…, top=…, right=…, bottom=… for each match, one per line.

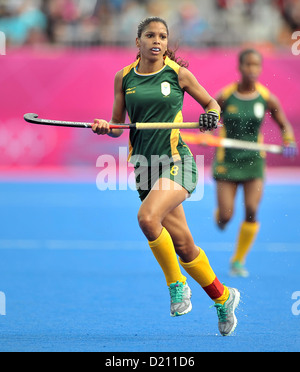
left=122, top=56, right=198, bottom=200
left=122, top=56, right=193, bottom=166
left=213, top=82, right=270, bottom=182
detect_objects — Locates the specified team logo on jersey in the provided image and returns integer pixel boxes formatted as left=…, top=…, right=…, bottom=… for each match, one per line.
left=254, top=102, right=265, bottom=119
left=126, top=87, right=136, bottom=95
left=161, top=82, right=171, bottom=96
left=226, top=105, right=238, bottom=114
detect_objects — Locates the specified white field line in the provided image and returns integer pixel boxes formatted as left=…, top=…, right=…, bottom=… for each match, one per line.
left=0, top=239, right=299, bottom=252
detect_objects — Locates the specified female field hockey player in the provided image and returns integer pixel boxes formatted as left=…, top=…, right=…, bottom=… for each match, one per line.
left=92, top=17, right=240, bottom=336
left=213, top=48, right=298, bottom=277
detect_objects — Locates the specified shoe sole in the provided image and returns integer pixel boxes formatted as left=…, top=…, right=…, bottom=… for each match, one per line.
left=223, top=288, right=241, bottom=336
left=170, top=302, right=192, bottom=317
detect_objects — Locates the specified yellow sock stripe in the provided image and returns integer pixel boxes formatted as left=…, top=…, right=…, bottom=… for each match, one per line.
left=179, top=249, right=216, bottom=288
left=232, top=221, right=260, bottom=264
left=149, top=227, right=186, bottom=286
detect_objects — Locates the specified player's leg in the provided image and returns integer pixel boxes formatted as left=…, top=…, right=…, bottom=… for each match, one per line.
left=138, top=177, right=188, bottom=242
left=215, top=180, right=238, bottom=230
left=139, top=176, right=232, bottom=304
left=137, top=178, right=192, bottom=316
left=163, top=205, right=240, bottom=336
left=138, top=178, right=195, bottom=286
left=243, top=178, right=264, bottom=223
left=162, top=205, right=229, bottom=303
left=231, top=178, right=263, bottom=276
left=162, top=204, right=198, bottom=262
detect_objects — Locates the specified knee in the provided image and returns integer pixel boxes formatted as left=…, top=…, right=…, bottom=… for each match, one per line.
left=218, top=208, right=234, bottom=226
left=137, top=207, right=160, bottom=237
left=245, top=206, right=258, bottom=222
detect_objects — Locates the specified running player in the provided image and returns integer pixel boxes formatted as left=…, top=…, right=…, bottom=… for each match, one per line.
left=213, top=48, right=298, bottom=277
left=92, top=17, right=240, bottom=336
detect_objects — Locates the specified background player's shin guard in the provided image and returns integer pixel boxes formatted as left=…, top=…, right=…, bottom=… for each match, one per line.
left=232, top=221, right=260, bottom=264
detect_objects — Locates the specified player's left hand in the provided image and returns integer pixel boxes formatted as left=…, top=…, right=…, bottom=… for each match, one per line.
left=199, top=110, right=219, bottom=132
left=283, top=141, right=298, bottom=158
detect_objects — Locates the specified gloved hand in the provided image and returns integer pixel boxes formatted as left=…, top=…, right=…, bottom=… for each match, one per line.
left=282, top=133, right=298, bottom=158
left=199, top=109, right=220, bottom=132
left=283, top=141, right=298, bottom=158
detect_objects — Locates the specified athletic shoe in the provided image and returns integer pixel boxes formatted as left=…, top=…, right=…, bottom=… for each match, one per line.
left=213, top=287, right=240, bottom=336
left=169, top=281, right=192, bottom=317
left=230, top=261, right=249, bottom=278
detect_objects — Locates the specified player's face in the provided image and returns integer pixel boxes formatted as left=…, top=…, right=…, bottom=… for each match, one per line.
left=239, top=53, right=262, bottom=84
left=136, top=22, right=168, bottom=61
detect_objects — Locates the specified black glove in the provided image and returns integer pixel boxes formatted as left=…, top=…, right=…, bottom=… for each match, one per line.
left=199, top=110, right=220, bottom=131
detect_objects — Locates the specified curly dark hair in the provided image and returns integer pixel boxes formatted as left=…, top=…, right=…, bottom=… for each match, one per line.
left=239, top=48, right=262, bottom=65
left=136, top=17, right=189, bottom=69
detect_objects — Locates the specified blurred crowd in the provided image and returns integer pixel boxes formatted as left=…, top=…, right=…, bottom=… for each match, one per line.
left=0, top=0, right=299, bottom=49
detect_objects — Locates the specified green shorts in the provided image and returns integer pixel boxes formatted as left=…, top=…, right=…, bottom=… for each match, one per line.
left=134, top=157, right=198, bottom=201
left=213, top=157, right=265, bottom=182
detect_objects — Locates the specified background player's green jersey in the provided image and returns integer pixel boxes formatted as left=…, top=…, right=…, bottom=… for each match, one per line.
left=213, top=82, right=270, bottom=182
left=122, top=56, right=193, bottom=166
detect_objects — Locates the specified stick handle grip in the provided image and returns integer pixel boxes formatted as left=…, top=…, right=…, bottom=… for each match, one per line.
left=135, top=122, right=222, bottom=130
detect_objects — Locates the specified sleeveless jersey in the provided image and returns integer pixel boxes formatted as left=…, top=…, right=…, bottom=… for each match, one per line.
left=122, top=56, right=193, bottom=166
left=213, top=82, right=270, bottom=181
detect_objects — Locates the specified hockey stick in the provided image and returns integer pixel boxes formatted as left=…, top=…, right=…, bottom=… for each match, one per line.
left=24, top=114, right=282, bottom=154
left=24, top=113, right=94, bottom=128
left=24, top=113, right=222, bottom=130
left=180, top=132, right=283, bottom=154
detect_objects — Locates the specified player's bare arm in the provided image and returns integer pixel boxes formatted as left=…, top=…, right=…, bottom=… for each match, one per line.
left=178, top=67, right=220, bottom=131
left=93, top=70, right=125, bottom=137
left=178, top=67, right=220, bottom=113
left=215, top=91, right=226, bottom=113
left=268, top=93, right=295, bottom=138
left=268, top=92, right=298, bottom=157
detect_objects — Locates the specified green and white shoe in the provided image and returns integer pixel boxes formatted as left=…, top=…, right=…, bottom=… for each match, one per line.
left=214, top=287, right=240, bottom=336
left=169, top=281, right=192, bottom=317
left=230, top=261, right=249, bottom=278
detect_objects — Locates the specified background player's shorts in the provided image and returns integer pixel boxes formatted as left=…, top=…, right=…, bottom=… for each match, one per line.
left=213, top=156, right=265, bottom=182
left=134, top=156, right=198, bottom=201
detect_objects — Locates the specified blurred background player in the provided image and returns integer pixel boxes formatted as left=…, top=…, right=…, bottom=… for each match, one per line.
left=213, top=48, right=298, bottom=277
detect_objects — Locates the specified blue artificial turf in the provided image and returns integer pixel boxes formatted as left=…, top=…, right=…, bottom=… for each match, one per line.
left=0, top=181, right=299, bottom=352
